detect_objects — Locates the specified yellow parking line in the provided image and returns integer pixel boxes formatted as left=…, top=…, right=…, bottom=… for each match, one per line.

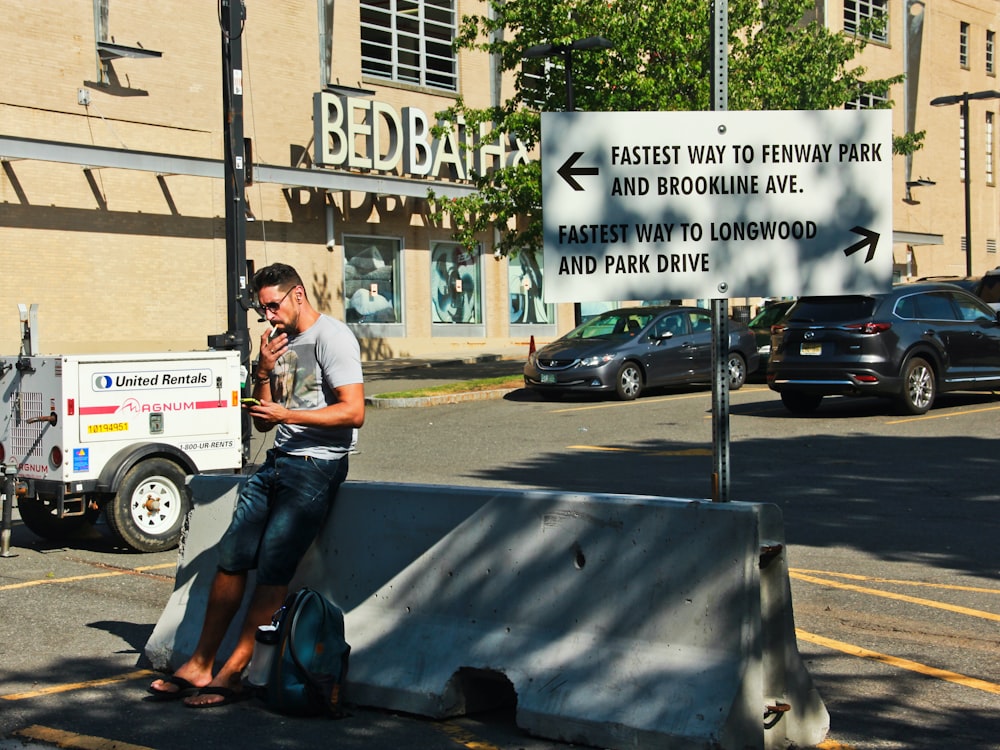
left=0, top=563, right=175, bottom=592
left=790, top=571, right=1000, bottom=622
left=791, top=568, right=1000, bottom=596
left=796, top=629, right=1000, bottom=695
left=550, top=391, right=710, bottom=413
left=569, top=444, right=712, bottom=457
left=2, top=670, right=155, bottom=701
left=886, top=403, right=1000, bottom=424
left=436, top=721, right=504, bottom=750
left=16, top=725, right=155, bottom=750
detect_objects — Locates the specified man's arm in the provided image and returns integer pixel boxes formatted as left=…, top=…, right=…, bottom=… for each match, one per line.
left=250, top=382, right=365, bottom=430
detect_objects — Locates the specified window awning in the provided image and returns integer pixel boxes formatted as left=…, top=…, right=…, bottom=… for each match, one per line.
left=96, top=41, right=163, bottom=61
left=893, top=231, right=944, bottom=246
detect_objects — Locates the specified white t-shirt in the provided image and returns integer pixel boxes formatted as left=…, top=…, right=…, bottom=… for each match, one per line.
left=268, top=315, right=363, bottom=459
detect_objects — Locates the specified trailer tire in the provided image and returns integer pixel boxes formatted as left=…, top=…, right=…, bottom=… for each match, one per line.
left=106, top=458, right=190, bottom=553
left=17, top=498, right=99, bottom=541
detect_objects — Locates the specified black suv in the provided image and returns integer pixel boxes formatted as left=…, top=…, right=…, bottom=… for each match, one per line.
left=973, top=267, right=1000, bottom=310
left=767, top=283, right=1000, bottom=415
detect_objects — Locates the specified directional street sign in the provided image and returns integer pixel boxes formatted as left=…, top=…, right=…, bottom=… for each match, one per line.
left=540, top=109, right=894, bottom=302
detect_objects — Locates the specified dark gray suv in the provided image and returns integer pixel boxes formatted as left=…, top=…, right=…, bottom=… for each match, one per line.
left=767, top=283, right=1000, bottom=415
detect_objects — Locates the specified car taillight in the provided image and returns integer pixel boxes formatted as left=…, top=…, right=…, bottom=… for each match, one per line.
left=0, top=443, right=4, bottom=463
left=843, top=322, right=892, bottom=334
left=49, top=446, right=62, bottom=469
left=770, top=323, right=787, bottom=335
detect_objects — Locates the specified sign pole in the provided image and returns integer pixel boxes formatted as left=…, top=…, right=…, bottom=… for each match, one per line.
left=710, top=0, right=730, bottom=502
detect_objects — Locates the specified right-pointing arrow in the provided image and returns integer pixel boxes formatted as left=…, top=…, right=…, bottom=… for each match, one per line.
left=843, top=226, right=880, bottom=263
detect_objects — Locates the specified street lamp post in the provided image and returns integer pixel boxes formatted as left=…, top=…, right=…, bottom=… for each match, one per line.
left=523, top=36, right=614, bottom=113
left=524, top=36, right=614, bottom=325
left=930, top=90, right=1000, bottom=277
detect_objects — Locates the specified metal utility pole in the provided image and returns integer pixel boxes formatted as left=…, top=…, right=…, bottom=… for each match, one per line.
left=710, top=0, right=730, bottom=502
left=210, top=0, right=252, bottom=361
left=212, top=0, right=254, bottom=462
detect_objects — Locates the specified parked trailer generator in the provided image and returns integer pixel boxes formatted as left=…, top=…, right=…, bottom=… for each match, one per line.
left=0, top=351, right=243, bottom=552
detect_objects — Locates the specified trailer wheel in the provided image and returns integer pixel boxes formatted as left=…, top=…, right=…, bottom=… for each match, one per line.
left=106, top=459, right=189, bottom=553
left=17, top=498, right=99, bottom=541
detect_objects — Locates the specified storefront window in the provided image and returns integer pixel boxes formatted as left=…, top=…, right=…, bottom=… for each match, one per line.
left=508, top=248, right=553, bottom=325
left=344, top=236, right=401, bottom=324
left=431, top=242, right=481, bottom=323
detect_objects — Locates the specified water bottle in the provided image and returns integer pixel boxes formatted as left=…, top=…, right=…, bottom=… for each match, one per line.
left=246, top=624, right=279, bottom=687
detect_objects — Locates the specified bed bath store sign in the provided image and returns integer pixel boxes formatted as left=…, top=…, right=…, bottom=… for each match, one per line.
left=313, top=91, right=531, bottom=180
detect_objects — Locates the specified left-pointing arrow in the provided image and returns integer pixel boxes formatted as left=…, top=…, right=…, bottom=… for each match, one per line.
left=557, top=151, right=599, bottom=191
left=843, top=226, right=880, bottom=263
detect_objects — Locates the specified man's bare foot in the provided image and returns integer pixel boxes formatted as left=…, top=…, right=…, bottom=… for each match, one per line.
left=183, top=685, right=252, bottom=708
left=183, top=672, right=247, bottom=708
left=148, top=666, right=212, bottom=699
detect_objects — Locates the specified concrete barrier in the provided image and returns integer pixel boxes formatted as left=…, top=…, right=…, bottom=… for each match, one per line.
left=146, top=476, right=828, bottom=750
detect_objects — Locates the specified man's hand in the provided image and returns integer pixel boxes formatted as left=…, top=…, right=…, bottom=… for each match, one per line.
left=257, top=329, right=289, bottom=374
left=247, top=398, right=288, bottom=427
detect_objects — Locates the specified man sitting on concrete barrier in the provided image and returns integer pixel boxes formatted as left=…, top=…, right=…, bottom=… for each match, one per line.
left=148, top=262, right=365, bottom=708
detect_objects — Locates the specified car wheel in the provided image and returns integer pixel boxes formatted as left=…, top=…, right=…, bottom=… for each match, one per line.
left=105, top=458, right=190, bottom=552
left=780, top=390, right=823, bottom=414
left=898, top=356, right=935, bottom=415
left=615, top=361, right=643, bottom=401
left=727, top=352, right=747, bottom=390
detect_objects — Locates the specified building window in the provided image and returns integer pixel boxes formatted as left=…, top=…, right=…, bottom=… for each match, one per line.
left=431, top=243, right=482, bottom=324
left=360, top=0, right=457, bottom=92
left=509, top=249, right=554, bottom=325
left=843, top=0, right=888, bottom=44
left=520, top=60, right=552, bottom=111
left=960, top=22, right=970, bottom=68
left=344, top=236, right=402, bottom=324
left=844, top=92, right=889, bottom=110
left=988, top=112, right=996, bottom=186
left=988, top=31, right=996, bottom=76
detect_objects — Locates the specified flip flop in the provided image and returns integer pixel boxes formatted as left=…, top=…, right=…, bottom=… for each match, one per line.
left=183, top=686, right=253, bottom=709
left=147, top=674, right=198, bottom=702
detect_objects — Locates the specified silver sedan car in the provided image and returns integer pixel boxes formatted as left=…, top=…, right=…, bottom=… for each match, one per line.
left=524, top=306, right=760, bottom=401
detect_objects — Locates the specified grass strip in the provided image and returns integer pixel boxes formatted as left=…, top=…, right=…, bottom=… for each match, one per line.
left=373, top=376, right=522, bottom=399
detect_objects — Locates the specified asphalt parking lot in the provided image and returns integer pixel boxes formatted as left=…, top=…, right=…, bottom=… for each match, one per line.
left=2, top=355, right=999, bottom=750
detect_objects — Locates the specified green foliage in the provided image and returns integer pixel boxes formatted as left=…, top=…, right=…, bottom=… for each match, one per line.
left=430, top=0, right=906, bottom=257
left=893, top=129, right=926, bottom=156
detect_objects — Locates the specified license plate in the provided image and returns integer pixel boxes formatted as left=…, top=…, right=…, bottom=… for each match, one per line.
left=541, top=373, right=556, bottom=384
left=800, top=343, right=822, bottom=356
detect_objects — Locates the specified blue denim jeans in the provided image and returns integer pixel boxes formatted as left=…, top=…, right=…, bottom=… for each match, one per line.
left=217, top=449, right=349, bottom=585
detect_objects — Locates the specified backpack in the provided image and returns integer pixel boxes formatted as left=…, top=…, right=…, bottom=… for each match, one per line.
left=264, top=587, right=351, bottom=717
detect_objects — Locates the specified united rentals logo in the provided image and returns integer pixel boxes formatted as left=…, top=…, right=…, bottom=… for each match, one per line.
left=92, top=369, right=210, bottom=392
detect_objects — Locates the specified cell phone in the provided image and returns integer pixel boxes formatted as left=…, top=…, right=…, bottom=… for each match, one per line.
left=241, top=398, right=261, bottom=407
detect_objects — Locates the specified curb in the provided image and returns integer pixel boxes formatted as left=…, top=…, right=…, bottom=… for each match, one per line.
left=366, top=386, right=521, bottom=409
left=362, top=352, right=521, bottom=375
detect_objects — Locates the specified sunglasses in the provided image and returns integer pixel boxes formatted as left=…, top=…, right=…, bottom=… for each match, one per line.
left=258, top=286, right=296, bottom=314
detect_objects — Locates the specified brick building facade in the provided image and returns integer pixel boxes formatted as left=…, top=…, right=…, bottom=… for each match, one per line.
left=0, top=1, right=996, bottom=357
